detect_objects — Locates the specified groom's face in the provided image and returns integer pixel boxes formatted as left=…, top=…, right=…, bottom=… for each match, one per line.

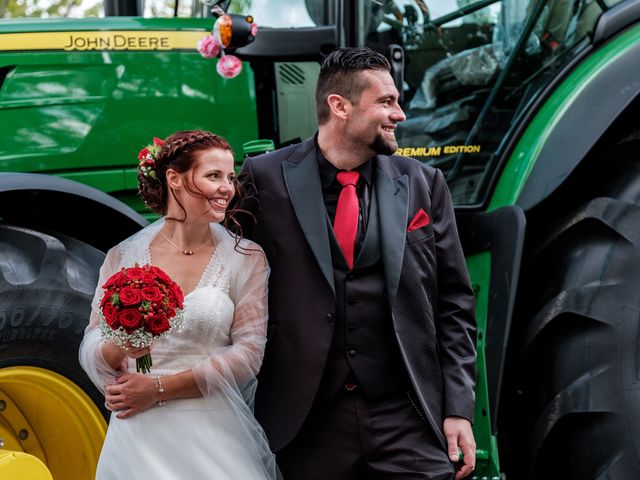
left=345, top=70, right=406, bottom=156
left=179, top=148, right=236, bottom=224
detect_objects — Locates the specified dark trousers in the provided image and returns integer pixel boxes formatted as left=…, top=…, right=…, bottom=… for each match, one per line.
left=277, top=386, right=455, bottom=480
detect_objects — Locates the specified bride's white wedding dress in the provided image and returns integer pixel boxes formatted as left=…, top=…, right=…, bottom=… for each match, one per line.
left=79, top=220, right=276, bottom=479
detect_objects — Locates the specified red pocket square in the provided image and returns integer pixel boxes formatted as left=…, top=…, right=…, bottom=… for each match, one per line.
left=407, top=208, right=431, bottom=232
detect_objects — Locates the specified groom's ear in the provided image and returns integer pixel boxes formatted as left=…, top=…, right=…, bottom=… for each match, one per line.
left=165, top=168, right=182, bottom=189
left=327, top=93, right=350, bottom=121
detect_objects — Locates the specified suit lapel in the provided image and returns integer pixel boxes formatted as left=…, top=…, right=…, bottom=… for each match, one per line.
left=282, top=142, right=335, bottom=294
left=376, top=157, right=409, bottom=307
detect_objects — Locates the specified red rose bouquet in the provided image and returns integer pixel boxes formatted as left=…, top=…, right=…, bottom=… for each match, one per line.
left=98, top=264, right=185, bottom=374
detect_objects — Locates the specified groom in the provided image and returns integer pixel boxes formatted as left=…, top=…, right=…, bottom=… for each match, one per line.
left=241, top=47, right=477, bottom=479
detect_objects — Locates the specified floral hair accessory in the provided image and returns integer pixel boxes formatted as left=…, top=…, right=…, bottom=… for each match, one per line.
left=138, top=137, right=165, bottom=181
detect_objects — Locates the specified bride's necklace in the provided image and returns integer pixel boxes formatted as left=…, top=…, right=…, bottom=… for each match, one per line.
left=160, top=231, right=212, bottom=256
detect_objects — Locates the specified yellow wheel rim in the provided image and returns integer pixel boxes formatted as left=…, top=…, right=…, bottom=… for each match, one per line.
left=0, top=451, right=53, bottom=480
left=0, top=366, right=106, bottom=480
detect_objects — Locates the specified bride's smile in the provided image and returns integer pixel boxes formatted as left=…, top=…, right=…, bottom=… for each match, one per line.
left=166, top=147, right=236, bottom=224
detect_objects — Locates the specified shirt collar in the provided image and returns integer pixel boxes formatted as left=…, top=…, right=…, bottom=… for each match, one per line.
left=315, top=137, right=374, bottom=188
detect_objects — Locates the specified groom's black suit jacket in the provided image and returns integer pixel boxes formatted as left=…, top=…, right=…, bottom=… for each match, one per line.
left=242, top=137, right=477, bottom=452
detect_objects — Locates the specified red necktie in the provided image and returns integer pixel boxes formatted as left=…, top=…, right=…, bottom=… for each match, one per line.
left=334, top=171, right=360, bottom=270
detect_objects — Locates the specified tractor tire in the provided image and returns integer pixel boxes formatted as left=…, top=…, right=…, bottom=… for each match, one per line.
left=505, top=137, right=640, bottom=479
left=0, top=224, right=108, bottom=479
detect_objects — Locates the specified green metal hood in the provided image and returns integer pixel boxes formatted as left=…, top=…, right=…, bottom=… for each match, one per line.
left=0, top=18, right=258, bottom=178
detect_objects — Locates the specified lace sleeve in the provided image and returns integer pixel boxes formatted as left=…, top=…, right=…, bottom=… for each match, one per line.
left=191, top=245, right=270, bottom=398
left=190, top=243, right=275, bottom=477
left=78, top=246, right=126, bottom=394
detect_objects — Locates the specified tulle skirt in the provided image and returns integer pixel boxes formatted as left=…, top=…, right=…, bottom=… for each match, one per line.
left=96, top=395, right=271, bottom=480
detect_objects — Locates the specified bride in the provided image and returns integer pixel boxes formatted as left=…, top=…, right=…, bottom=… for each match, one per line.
left=79, top=130, right=276, bottom=479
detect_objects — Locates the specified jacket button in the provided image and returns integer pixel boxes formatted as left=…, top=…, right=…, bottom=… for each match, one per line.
left=348, top=349, right=357, bottom=357
left=326, top=313, right=334, bottom=323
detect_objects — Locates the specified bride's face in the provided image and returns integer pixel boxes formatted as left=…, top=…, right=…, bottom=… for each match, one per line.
left=168, top=148, right=236, bottom=223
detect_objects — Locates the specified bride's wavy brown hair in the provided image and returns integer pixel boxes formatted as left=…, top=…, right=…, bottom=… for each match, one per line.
left=137, top=130, right=252, bottom=240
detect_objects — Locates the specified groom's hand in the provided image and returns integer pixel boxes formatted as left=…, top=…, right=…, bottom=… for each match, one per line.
left=105, top=372, right=157, bottom=419
left=444, top=416, right=476, bottom=479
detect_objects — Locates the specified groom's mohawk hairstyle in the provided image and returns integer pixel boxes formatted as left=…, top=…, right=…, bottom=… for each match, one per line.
left=316, top=47, right=391, bottom=125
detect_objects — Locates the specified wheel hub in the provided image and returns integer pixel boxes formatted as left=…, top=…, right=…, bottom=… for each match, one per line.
left=0, top=366, right=106, bottom=479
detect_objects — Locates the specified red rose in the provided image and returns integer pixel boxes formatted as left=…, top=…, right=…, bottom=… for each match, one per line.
left=100, top=290, right=118, bottom=308
left=167, top=308, right=176, bottom=319
left=138, top=147, right=149, bottom=160
left=140, top=271, right=156, bottom=285
left=153, top=137, right=165, bottom=146
left=169, top=282, right=184, bottom=307
left=119, top=286, right=142, bottom=306
left=117, top=272, right=128, bottom=286
left=148, top=313, right=170, bottom=335
left=124, top=267, right=143, bottom=281
left=102, top=271, right=126, bottom=289
left=107, top=291, right=119, bottom=307
left=119, top=308, right=143, bottom=333
left=141, top=286, right=163, bottom=303
left=150, top=266, right=172, bottom=283
left=103, top=303, right=119, bottom=328
left=100, top=290, right=112, bottom=308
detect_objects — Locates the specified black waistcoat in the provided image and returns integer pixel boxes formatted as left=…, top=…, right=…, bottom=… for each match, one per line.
left=319, top=187, right=410, bottom=400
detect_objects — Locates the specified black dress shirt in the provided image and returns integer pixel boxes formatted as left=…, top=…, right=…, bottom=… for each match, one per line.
left=317, top=150, right=374, bottom=257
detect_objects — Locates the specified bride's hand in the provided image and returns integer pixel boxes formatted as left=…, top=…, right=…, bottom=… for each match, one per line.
left=104, top=372, right=158, bottom=419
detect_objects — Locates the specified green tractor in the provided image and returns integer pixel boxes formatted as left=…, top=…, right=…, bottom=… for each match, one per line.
left=2, top=0, right=640, bottom=478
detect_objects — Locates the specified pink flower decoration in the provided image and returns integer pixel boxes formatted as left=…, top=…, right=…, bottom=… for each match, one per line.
left=197, top=35, right=220, bottom=59
left=251, top=23, right=258, bottom=37
left=216, top=55, right=243, bottom=79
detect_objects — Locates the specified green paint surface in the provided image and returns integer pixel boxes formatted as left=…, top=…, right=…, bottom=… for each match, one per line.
left=489, top=23, right=640, bottom=210
left=466, top=252, right=501, bottom=478
left=0, top=17, right=259, bottom=216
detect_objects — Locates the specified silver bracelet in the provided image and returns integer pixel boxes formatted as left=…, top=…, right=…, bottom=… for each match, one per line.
left=155, top=376, right=166, bottom=406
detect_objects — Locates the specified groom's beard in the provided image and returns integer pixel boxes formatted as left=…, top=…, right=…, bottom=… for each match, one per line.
left=370, top=133, right=397, bottom=156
